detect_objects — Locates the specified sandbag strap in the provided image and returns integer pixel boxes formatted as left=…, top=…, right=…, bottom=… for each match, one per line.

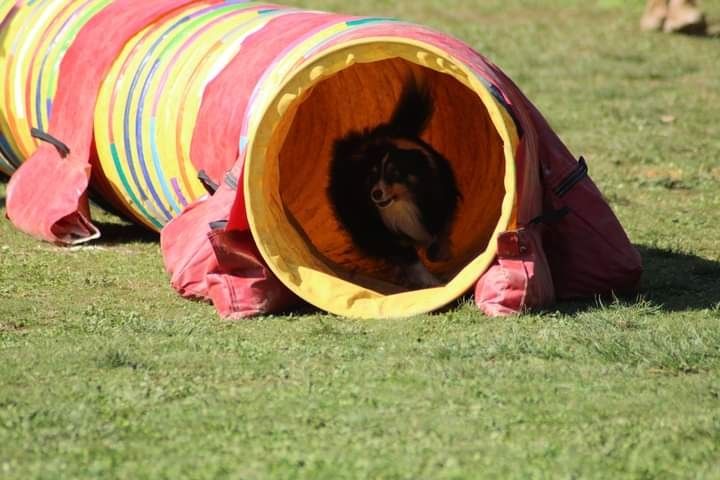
left=199, top=170, right=239, bottom=195
left=30, top=128, right=70, bottom=158
left=554, top=156, right=587, bottom=197
left=200, top=170, right=238, bottom=229
left=528, top=206, right=571, bottom=226
left=197, top=169, right=219, bottom=194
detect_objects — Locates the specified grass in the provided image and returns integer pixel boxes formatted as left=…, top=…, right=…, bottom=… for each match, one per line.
left=1, top=0, right=720, bottom=478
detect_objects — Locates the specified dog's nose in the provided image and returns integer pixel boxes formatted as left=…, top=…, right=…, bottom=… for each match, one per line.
left=371, top=188, right=383, bottom=201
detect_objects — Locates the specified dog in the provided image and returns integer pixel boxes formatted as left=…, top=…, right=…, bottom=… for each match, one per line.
left=327, top=77, right=461, bottom=288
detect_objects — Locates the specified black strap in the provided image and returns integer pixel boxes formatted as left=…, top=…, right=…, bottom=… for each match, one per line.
left=487, top=83, right=524, bottom=138
left=528, top=206, right=571, bottom=225
left=209, top=219, right=228, bottom=231
left=197, top=169, right=219, bottom=195
left=30, top=128, right=70, bottom=158
left=554, top=156, right=588, bottom=197
left=198, top=170, right=238, bottom=194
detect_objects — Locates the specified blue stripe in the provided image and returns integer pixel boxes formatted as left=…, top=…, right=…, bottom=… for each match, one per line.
left=121, top=13, right=198, bottom=220
left=149, top=117, right=181, bottom=214
left=0, top=134, right=20, bottom=169
left=134, top=60, right=174, bottom=219
left=109, top=143, right=164, bottom=229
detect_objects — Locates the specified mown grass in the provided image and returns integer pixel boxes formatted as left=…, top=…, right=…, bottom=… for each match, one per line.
left=1, top=0, right=719, bottom=478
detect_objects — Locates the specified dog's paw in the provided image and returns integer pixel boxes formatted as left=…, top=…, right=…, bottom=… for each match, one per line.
left=402, top=261, right=442, bottom=289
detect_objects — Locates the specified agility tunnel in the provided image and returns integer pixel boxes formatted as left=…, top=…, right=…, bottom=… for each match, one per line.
left=1, top=0, right=642, bottom=318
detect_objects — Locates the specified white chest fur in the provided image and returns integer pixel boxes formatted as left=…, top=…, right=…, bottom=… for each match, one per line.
left=379, top=199, right=433, bottom=246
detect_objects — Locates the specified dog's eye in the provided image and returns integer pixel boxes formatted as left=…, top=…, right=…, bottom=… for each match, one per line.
left=386, top=167, right=400, bottom=181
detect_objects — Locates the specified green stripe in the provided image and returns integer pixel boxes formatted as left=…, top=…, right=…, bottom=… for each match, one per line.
left=345, top=17, right=399, bottom=27
left=110, top=143, right=163, bottom=229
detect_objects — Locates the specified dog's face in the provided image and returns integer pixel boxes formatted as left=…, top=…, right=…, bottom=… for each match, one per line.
left=365, top=142, right=430, bottom=210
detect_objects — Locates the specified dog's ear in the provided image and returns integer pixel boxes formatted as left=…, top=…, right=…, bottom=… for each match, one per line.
left=388, top=77, right=433, bottom=138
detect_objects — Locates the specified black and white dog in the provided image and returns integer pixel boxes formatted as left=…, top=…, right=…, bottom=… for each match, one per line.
left=327, top=77, right=461, bottom=288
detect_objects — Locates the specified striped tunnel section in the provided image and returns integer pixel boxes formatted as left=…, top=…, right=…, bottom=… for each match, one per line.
left=0, top=0, right=111, bottom=175
left=93, top=2, right=308, bottom=230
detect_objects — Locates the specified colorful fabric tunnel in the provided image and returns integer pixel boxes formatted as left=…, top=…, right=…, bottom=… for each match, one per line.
left=0, top=0, right=642, bottom=318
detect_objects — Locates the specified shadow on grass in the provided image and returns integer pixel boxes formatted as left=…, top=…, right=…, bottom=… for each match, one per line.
left=0, top=172, right=7, bottom=209
left=637, top=245, right=720, bottom=312
left=551, top=245, right=720, bottom=315
left=93, top=220, right=158, bottom=245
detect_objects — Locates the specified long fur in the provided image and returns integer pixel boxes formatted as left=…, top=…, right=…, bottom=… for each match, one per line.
left=379, top=198, right=433, bottom=246
left=387, top=77, right=433, bottom=138
left=327, top=77, right=461, bottom=287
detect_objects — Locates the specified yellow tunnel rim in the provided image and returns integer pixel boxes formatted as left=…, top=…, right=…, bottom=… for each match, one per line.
left=245, top=36, right=519, bottom=319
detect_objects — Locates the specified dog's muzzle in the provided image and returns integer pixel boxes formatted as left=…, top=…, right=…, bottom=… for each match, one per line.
left=371, top=187, right=394, bottom=208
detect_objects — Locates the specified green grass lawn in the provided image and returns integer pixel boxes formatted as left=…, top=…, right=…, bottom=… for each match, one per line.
left=2, top=0, right=719, bottom=478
